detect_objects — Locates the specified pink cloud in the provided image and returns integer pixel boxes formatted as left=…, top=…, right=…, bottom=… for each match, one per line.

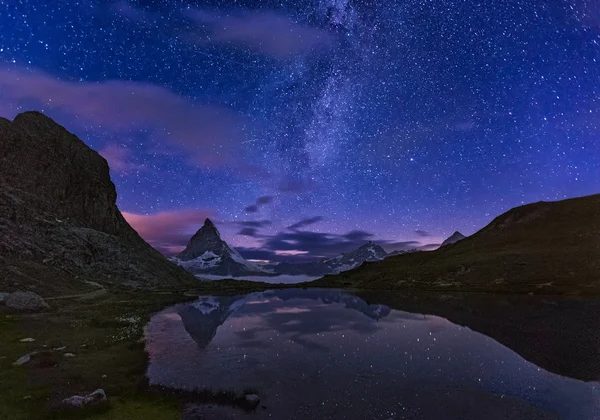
left=0, top=67, right=250, bottom=168
left=99, top=144, right=145, bottom=173
left=185, top=9, right=334, bottom=59
left=123, top=209, right=213, bottom=255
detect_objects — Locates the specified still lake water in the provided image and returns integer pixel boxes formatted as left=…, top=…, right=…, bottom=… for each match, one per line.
left=145, top=289, right=600, bottom=419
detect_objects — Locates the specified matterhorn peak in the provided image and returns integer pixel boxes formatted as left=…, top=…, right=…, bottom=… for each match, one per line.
left=201, top=218, right=219, bottom=235
left=171, top=218, right=268, bottom=277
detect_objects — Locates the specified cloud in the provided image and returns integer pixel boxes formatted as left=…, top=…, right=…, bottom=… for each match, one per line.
left=98, top=144, right=145, bottom=174
left=572, top=0, right=600, bottom=28
left=238, top=227, right=260, bottom=237
left=236, top=220, right=272, bottom=228
left=414, top=229, right=431, bottom=237
left=287, top=216, right=324, bottom=230
left=420, top=243, right=441, bottom=250
left=184, top=9, right=334, bottom=59
left=343, top=230, right=374, bottom=241
left=0, top=67, right=251, bottom=168
left=236, top=247, right=316, bottom=264
left=385, top=241, right=422, bottom=251
left=236, top=219, right=271, bottom=237
left=112, top=1, right=148, bottom=22
left=122, top=209, right=212, bottom=255
left=244, top=195, right=274, bottom=213
left=256, top=196, right=273, bottom=205
left=277, top=178, right=314, bottom=193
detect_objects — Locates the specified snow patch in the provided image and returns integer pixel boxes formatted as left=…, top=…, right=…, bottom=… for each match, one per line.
left=192, top=296, right=221, bottom=314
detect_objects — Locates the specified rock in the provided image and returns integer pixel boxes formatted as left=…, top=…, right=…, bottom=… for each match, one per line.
left=0, top=293, right=9, bottom=304
left=244, top=394, right=260, bottom=408
left=63, top=353, right=76, bottom=357
left=4, top=292, right=50, bottom=311
left=62, top=389, right=107, bottom=408
left=19, top=337, right=35, bottom=342
left=13, top=352, right=37, bottom=366
left=0, top=112, right=196, bottom=290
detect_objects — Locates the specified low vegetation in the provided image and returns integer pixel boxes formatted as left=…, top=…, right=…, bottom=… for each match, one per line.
left=0, top=281, right=279, bottom=420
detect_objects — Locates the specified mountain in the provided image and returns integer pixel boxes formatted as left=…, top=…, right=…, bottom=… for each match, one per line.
left=322, top=242, right=387, bottom=273
left=272, top=242, right=387, bottom=276
left=310, top=194, right=600, bottom=295
left=441, top=231, right=466, bottom=246
left=386, top=248, right=420, bottom=258
left=176, top=289, right=391, bottom=349
left=0, top=112, right=195, bottom=295
left=170, top=219, right=269, bottom=277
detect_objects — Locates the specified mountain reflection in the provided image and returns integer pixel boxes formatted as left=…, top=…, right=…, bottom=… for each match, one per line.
left=178, top=289, right=391, bottom=350
left=145, top=288, right=600, bottom=420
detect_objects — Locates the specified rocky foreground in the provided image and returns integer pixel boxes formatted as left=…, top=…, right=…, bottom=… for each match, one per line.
left=0, top=112, right=195, bottom=295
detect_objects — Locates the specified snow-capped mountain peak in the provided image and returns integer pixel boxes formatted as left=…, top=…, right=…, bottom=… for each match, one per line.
left=170, top=219, right=269, bottom=277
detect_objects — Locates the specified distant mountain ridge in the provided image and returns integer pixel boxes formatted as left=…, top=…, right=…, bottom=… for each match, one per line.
left=310, top=194, right=600, bottom=295
left=269, top=242, right=388, bottom=277
left=170, top=219, right=269, bottom=277
left=171, top=220, right=390, bottom=278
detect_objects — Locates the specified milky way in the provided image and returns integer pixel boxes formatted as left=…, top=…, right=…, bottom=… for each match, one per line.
left=1, top=0, right=599, bottom=262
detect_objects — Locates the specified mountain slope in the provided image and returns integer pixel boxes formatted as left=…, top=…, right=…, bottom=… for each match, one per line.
left=272, top=242, right=387, bottom=276
left=441, top=231, right=466, bottom=246
left=171, top=219, right=268, bottom=277
left=310, top=194, right=600, bottom=295
left=0, top=111, right=196, bottom=295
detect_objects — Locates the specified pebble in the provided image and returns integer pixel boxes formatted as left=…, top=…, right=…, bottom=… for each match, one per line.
left=13, top=352, right=37, bottom=366
left=245, top=394, right=260, bottom=408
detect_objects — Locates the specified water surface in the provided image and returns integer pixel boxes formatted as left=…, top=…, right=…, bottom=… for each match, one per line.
left=145, top=289, right=600, bottom=419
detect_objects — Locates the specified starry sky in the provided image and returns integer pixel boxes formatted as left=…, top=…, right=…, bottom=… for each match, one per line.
left=1, top=0, right=599, bottom=262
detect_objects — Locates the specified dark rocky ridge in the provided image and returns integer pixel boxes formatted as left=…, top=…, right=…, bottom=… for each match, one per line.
left=0, top=111, right=195, bottom=294
left=441, top=231, right=466, bottom=246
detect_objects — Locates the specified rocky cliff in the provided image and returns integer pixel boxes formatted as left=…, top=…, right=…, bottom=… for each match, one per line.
left=0, top=112, right=195, bottom=295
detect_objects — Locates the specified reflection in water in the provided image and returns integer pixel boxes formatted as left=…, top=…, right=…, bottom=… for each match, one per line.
left=145, top=289, right=600, bottom=420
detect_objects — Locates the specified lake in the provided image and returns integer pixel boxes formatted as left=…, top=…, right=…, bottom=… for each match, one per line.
left=145, top=288, right=600, bottom=419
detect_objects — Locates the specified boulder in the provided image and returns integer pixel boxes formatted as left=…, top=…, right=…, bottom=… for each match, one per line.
left=62, top=389, right=107, bottom=408
left=244, top=394, right=260, bottom=408
left=5, top=291, right=50, bottom=311
left=13, top=352, right=37, bottom=366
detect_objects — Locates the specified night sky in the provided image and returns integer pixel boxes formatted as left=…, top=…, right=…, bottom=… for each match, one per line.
left=1, top=0, right=599, bottom=262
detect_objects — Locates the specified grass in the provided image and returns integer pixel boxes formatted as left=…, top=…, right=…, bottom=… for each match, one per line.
left=0, top=282, right=278, bottom=420
left=311, top=193, right=600, bottom=295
